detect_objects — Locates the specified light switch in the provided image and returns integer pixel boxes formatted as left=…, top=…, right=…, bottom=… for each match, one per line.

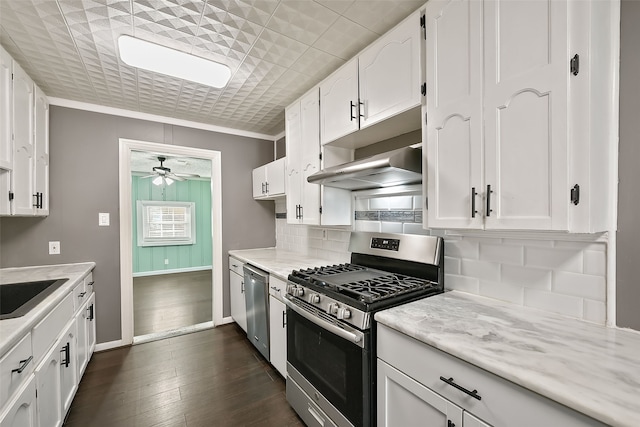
left=99, top=213, right=110, bottom=226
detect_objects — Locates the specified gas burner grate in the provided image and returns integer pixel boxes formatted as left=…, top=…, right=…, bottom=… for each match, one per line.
left=338, top=274, right=438, bottom=303
left=295, top=263, right=366, bottom=277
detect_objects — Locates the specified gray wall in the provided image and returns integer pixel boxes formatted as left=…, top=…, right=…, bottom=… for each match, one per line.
left=0, top=106, right=276, bottom=343
left=616, top=0, right=640, bottom=330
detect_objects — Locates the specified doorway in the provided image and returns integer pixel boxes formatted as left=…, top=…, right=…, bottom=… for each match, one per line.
left=119, top=139, right=224, bottom=346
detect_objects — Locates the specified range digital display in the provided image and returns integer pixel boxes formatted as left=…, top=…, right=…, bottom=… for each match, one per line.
left=370, top=237, right=400, bottom=251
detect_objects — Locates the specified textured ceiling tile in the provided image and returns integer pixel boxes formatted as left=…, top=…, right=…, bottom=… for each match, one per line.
left=313, top=0, right=355, bottom=15
left=342, top=0, right=423, bottom=35
left=266, top=1, right=339, bottom=45
left=247, top=27, right=309, bottom=68
left=313, top=15, right=377, bottom=59
left=289, top=46, right=344, bottom=80
left=218, top=0, right=279, bottom=26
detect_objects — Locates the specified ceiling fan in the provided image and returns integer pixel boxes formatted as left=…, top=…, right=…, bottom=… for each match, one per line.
left=140, top=156, right=200, bottom=186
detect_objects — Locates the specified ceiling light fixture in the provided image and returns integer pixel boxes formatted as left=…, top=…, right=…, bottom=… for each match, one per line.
left=152, top=176, right=174, bottom=186
left=118, top=35, right=231, bottom=88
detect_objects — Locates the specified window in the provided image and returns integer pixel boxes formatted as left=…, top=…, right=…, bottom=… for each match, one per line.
left=137, top=201, right=196, bottom=247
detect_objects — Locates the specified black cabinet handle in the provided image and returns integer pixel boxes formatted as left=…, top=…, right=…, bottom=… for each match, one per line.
left=78, top=291, right=86, bottom=298
left=11, top=356, right=33, bottom=374
left=448, top=421, right=455, bottom=427
left=87, top=281, right=94, bottom=287
left=358, top=101, right=364, bottom=118
left=266, top=181, right=269, bottom=193
left=350, top=101, right=357, bottom=121
left=61, top=342, right=71, bottom=368
left=241, top=281, right=244, bottom=293
left=471, top=187, right=478, bottom=218
left=39, top=193, right=43, bottom=208
left=486, top=185, right=493, bottom=217
left=282, top=311, right=286, bottom=328
left=87, top=304, right=94, bottom=321
left=299, top=205, right=303, bottom=219
left=439, top=376, right=481, bottom=400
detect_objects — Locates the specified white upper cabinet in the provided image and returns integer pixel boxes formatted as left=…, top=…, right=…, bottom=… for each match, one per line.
left=359, top=13, right=421, bottom=129
left=320, top=10, right=422, bottom=147
left=425, top=0, right=616, bottom=232
left=11, top=62, right=35, bottom=217
left=0, top=47, right=12, bottom=171
left=0, top=46, right=50, bottom=217
left=252, top=157, right=285, bottom=200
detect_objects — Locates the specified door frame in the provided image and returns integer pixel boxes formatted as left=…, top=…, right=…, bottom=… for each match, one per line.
left=118, top=138, right=224, bottom=346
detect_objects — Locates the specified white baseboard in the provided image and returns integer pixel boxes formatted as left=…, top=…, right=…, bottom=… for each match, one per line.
left=132, top=265, right=212, bottom=278
left=220, top=316, right=235, bottom=325
left=95, top=339, right=125, bottom=352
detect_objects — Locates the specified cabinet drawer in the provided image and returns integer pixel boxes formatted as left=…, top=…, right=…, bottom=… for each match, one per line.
left=72, top=280, right=87, bottom=311
left=228, top=256, right=244, bottom=277
left=0, top=332, right=33, bottom=410
left=84, top=272, right=94, bottom=293
left=377, top=324, right=604, bottom=427
left=32, top=293, right=73, bottom=365
left=268, top=276, right=287, bottom=302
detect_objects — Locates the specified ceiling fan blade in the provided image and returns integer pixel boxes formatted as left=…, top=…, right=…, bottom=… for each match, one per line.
left=139, top=174, right=157, bottom=179
left=169, top=173, right=186, bottom=181
left=174, top=172, right=201, bottom=178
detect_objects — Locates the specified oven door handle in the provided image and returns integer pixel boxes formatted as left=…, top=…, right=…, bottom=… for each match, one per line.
left=285, top=297, right=365, bottom=349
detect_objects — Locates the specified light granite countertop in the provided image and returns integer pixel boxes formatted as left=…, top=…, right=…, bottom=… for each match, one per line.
left=375, top=290, right=640, bottom=427
left=0, top=262, right=96, bottom=356
left=228, top=247, right=340, bottom=281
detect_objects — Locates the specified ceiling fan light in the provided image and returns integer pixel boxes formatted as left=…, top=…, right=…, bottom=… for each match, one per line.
left=164, top=177, right=174, bottom=186
left=118, top=35, right=231, bottom=88
left=152, top=176, right=163, bottom=186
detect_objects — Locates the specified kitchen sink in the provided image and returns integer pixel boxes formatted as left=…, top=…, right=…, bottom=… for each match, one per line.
left=0, top=278, right=69, bottom=320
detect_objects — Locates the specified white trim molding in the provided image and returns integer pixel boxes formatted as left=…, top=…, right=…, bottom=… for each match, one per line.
left=95, top=339, right=125, bottom=352
left=50, top=97, right=275, bottom=141
left=132, top=265, right=213, bottom=278
left=119, top=138, right=224, bottom=346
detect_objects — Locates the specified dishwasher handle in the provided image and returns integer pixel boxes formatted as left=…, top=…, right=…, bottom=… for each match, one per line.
left=243, top=264, right=270, bottom=281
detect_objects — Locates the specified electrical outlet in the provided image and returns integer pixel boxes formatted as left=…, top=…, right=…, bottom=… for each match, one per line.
left=164, top=259, right=169, bottom=265
left=99, top=212, right=110, bottom=226
left=49, top=241, right=60, bottom=255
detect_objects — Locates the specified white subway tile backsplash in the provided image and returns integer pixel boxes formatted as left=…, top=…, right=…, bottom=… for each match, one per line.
left=461, top=259, right=500, bottom=282
left=525, top=246, right=583, bottom=273
left=445, top=238, right=480, bottom=260
left=583, top=299, right=607, bottom=324
left=445, top=274, right=480, bottom=293
left=413, top=196, right=423, bottom=210
left=506, top=239, right=554, bottom=248
left=369, top=198, right=389, bottom=210
left=501, top=265, right=551, bottom=290
left=381, top=222, right=403, bottom=233
left=583, top=250, right=607, bottom=276
left=328, top=230, right=350, bottom=242
left=370, top=196, right=413, bottom=210
left=553, top=271, right=606, bottom=301
left=403, top=223, right=430, bottom=235
left=308, top=228, right=324, bottom=239
left=355, top=221, right=381, bottom=232
left=479, top=280, right=524, bottom=305
left=524, top=288, right=583, bottom=319
left=479, top=242, right=524, bottom=265
left=444, top=257, right=461, bottom=275
left=355, top=198, right=369, bottom=211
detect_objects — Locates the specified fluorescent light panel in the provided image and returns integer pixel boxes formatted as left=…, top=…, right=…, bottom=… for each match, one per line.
left=118, top=35, right=231, bottom=88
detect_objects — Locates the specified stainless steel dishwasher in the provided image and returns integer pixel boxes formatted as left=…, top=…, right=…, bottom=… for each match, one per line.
left=243, top=264, right=270, bottom=361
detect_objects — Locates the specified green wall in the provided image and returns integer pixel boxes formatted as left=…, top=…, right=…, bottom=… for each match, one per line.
left=132, top=174, right=212, bottom=274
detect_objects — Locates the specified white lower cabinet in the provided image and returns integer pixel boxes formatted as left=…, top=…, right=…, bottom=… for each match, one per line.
left=58, top=321, right=77, bottom=416
left=0, top=375, right=37, bottom=427
left=229, top=256, right=247, bottom=333
left=34, top=341, right=62, bottom=427
left=0, top=269, right=96, bottom=427
left=377, top=324, right=605, bottom=427
left=268, top=276, right=287, bottom=378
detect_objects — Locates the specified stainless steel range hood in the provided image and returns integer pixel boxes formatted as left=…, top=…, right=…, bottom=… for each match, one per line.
left=307, top=146, right=421, bottom=190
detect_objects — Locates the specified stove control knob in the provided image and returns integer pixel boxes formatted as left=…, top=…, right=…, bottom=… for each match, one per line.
left=293, top=287, right=305, bottom=297
left=337, top=308, right=351, bottom=320
left=286, top=284, right=295, bottom=295
left=327, top=303, right=339, bottom=315
left=309, top=293, right=320, bottom=304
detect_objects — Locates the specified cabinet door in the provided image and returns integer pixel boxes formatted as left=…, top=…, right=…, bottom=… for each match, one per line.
left=299, top=88, right=321, bottom=225
left=359, top=11, right=420, bottom=129
left=425, top=0, right=483, bottom=229
left=252, top=166, right=266, bottom=198
left=285, top=101, right=303, bottom=224
left=35, top=341, right=63, bottom=427
left=33, top=86, right=48, bottom=216
left=229, top=270, right=247, bottom=332
left=11, top=63, right=34, bottom=216
left=86, top=293, right=96, bottom=356
left=483, top=0, right=568, bottom=230
left=75, top=305, right=89, bottom=379
left=0, top=46, right=12, bottom=171
left=464, top=412, right=492, bottom=427
left=59, top=321, right=78, bottom=416
left=377, top=359, right=463, bottom=427
left=268, top=295, right=286, bottom=378
left=0, top=375, right=37, bottom=427
left=265, top=157, right=285, bottom=196
left=320, top=59, right=359, bottom=145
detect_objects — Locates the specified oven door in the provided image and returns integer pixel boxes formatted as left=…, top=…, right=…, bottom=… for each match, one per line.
left=285, top=297, right=370, bottom=427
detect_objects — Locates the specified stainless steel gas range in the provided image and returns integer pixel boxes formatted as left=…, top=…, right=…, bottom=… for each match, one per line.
left=284, top=231, right=444, bottom=427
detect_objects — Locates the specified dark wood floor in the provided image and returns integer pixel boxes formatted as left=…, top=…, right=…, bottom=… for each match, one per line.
left=64, top=324, right=304, bottom=427
left=134, top=270, right=212, bottom=336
